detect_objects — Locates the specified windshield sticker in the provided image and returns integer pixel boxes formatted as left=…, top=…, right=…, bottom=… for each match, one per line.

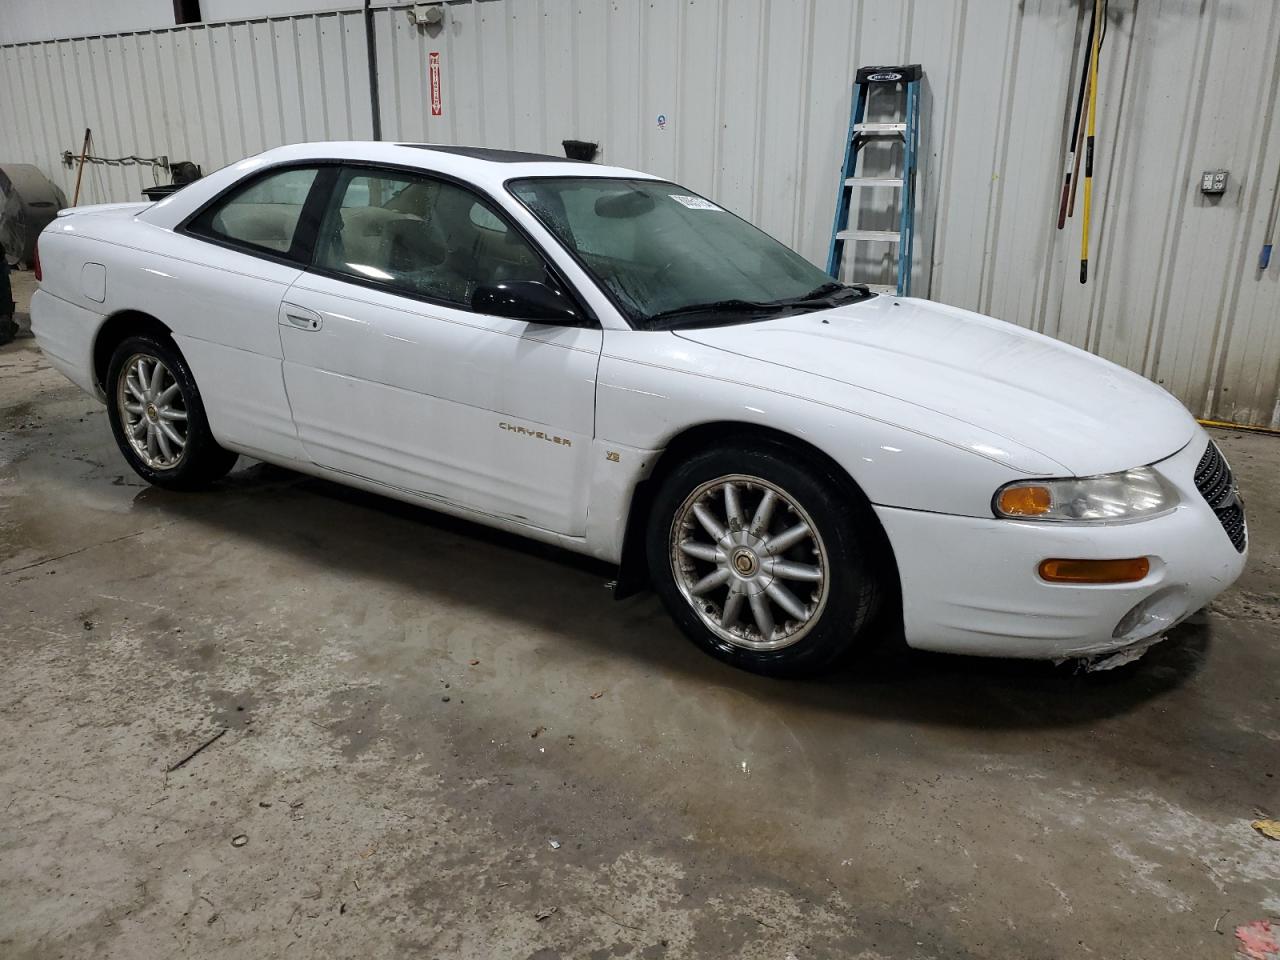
left=670, top=195, right=722, bottom=211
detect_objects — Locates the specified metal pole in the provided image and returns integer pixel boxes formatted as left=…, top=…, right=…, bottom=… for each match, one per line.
left=363, top=0, right=383, bottom=141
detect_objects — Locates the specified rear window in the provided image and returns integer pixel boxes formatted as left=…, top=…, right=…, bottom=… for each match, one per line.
left=187, top=166, right=319, bottom=258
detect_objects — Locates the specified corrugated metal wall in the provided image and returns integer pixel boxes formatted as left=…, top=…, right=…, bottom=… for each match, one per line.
left=0, top=8, right=373, bottom=204
left=2, top=0, right=1279, bottom=427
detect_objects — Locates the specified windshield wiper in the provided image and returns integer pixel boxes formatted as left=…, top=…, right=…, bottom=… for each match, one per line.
left=793, top=281, right=845, bottom=301
left=641, top=298, right=786, bottom=330
left=640, top=284, right=873, bottom=330
left=777, top=281, right=872, bottom=306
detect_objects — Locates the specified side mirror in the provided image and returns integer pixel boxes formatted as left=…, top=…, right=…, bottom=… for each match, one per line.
left=471, top=280, right=584, bottom=324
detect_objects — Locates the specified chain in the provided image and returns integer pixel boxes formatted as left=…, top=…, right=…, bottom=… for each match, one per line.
left=61, top=151, right=170, bottom=170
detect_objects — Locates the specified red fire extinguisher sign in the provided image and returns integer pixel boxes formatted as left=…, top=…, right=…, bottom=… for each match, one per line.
left=429, top=52, right=443, bottom=117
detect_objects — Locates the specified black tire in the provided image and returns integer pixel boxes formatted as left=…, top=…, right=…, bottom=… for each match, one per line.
left=0, top=317, right=17, bottom=346
left=105, top=334, right=238, bottom=489
left=646, top=441, right=884, bottom=677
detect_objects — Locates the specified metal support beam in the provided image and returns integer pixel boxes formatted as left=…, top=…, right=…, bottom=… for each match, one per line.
left=363, top=0, right=382, bottom=141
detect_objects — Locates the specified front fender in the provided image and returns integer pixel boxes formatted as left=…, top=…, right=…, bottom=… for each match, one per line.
left=594, top=330, right=1054, bottom=519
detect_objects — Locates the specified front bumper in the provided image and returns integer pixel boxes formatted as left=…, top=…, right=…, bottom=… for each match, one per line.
left=875, top=431, right=1247, bottom=660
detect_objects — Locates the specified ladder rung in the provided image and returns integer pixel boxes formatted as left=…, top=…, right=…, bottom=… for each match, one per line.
left=854, top=122, right=907, bottom=136
left=844, top=177, right=904, bottom=188
left=837, top=230, right=901, bottom=243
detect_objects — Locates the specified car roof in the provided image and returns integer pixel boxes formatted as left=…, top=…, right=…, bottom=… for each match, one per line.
left=247, top=141, right=659, bottom=190
left=396, top=144, right=577, bottom=163
left=138, top=140, right=665, bottom=231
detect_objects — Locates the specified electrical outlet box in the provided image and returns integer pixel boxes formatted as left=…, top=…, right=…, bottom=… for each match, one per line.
left=408, top=4, right=443, bottom=26
left=1200, top=170, right=1228, bottom=195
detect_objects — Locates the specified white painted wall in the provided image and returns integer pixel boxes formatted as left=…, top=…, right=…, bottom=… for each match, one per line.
left=2, top=0, right=1279, bottom=427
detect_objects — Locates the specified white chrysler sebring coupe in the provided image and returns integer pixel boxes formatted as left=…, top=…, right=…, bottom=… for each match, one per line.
left=32, top=142, right=1246, bottom=676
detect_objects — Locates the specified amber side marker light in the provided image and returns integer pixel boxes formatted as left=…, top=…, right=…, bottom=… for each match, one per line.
left=1038, top=558, right=1151, bottom=584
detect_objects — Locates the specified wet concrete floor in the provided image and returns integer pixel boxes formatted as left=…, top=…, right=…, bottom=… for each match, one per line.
left=1, top=271, right=1277, bottom=958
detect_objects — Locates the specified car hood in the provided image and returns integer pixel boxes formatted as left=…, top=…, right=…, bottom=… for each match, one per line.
left=672, top=295, right=1197, bottom=477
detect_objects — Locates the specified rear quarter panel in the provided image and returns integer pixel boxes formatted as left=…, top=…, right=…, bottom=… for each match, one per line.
left=30, top=219, right=122, bottom=395
left=35, top=210, right=307, bottom=460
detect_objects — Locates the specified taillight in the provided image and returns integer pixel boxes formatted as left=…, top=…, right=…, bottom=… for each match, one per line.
left=33, top=240, right=41, bottom=282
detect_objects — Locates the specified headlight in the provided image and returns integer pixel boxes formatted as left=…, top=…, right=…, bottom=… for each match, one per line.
left=994, top=467, right=1179, bottom=522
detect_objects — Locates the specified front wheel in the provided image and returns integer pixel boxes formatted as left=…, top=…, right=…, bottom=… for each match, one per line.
left=646, top=444, right=883, bottom=677
left=105, top=334, right=238, bottom=489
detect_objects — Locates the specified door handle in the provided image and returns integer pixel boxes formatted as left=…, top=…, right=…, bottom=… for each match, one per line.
left=280, top=302, right=323, bottom=331
left=285, top=312, right=321, bottom=331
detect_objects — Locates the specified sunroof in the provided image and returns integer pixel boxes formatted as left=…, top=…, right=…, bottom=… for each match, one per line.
left=397, top=144, right=583, bottom=163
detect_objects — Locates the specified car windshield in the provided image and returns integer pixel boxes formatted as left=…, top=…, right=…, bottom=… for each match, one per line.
left=508, top=177, right=869, bottom=329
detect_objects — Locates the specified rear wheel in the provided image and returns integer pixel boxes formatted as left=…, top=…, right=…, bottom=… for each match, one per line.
left=106, top=334, right=238, bottom=489
left=646, top=443, right=883, bottom=677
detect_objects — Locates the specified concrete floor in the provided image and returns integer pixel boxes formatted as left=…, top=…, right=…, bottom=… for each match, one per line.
left=2, top=268, right=1278, bottom=959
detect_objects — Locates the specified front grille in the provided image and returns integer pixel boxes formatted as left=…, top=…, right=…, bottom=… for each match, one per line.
left=1194, top=442, right=1247, bottom=552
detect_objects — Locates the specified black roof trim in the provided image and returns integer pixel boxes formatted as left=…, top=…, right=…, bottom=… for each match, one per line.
left=396, top=144, right=584, bottom=164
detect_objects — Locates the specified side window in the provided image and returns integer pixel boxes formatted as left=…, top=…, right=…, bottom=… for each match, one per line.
left=313, top=167, right=547, bottom=307
left=188, top=167, right=319, bottom=257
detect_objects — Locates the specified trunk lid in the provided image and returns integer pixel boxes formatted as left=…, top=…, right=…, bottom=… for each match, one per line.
left=56, top=201, right=152, bottom=220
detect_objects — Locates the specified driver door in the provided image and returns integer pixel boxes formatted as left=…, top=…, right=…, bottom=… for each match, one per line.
left=278, top=165, right=601, bottom=536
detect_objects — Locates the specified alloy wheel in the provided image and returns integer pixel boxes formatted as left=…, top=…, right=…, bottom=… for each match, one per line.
left=116, top=353, right=188, bottom=470
left=669, top=474, right=830, bottom=652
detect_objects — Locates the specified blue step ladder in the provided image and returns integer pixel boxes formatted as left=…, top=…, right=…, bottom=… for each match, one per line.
left=826, top=64, right=922, bottom=296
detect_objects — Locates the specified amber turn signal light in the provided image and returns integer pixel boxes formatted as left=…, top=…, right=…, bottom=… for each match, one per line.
left=997, top=485, right=1052, bottom=516
left=1038, top=558, right=1151, bottom=584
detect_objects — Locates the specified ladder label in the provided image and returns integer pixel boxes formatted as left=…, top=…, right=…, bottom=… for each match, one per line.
left=670, top=194, right=723, bottom=211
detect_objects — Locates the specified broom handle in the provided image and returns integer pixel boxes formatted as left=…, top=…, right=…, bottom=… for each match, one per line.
left=1057, top=10, right=1095, bottom=229
left=1080, top=0, right=1101, bottom=283
left=72, top=128, right=91, bottom=207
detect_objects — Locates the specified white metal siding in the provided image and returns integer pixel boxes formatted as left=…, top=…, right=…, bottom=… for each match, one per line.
left=0, top=0, right=176, bottom=45
left=0, top=10, right=373, bottom=204
left=2, top=0, right=1278, bottom=427
left=0, top=0, right=363, bottom=44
